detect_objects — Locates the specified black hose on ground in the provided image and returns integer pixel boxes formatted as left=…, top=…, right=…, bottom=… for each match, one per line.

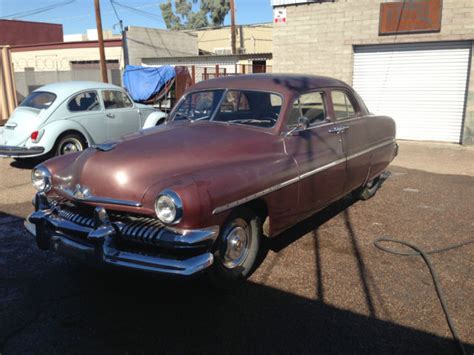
left=374, top=237, right=474, bottom=355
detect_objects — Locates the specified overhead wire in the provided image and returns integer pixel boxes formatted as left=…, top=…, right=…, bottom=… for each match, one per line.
left=0, top=0, right=76, bottom=20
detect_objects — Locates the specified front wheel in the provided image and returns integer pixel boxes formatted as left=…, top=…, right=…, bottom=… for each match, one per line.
left=55, top=134, right=86, bottom=156
left=210, top=207, right=262, bottom=284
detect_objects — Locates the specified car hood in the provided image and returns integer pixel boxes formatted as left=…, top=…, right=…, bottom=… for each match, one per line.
left=53, top=121, right=277, bottom=209
left=0, top=107, right=49, bottom=145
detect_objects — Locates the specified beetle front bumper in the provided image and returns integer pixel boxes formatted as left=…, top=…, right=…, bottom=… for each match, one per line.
left=0, top=145, right=45, bottom=157
left=25, top=193, right=219, bottom=276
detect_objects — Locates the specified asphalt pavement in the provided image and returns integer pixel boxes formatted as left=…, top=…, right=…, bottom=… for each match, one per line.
left=0, top=141, right=473, bottom=354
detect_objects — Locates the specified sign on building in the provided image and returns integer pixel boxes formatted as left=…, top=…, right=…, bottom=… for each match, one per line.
left=379, top=0, right=442, bottom=35
left=274, top=8, right=287, bottom=24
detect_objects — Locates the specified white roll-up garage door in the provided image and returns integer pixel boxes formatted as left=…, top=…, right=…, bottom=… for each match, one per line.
left=353, top=42, right=471, bottom=143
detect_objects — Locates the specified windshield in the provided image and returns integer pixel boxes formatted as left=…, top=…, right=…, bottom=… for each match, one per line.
left=170, top=89, right=282, bottom=128
left=20, top=91, right=57, bottom=110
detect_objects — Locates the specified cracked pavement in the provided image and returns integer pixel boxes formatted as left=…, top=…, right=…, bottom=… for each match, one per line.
left=0, top=141, right=473, bottom=354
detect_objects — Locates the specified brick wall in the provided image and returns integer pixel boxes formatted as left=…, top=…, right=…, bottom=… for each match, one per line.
left=273, top=0, right=474, bottom=144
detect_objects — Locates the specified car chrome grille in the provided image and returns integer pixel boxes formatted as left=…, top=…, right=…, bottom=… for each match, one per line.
left=53, top=203, right=166, bottom=246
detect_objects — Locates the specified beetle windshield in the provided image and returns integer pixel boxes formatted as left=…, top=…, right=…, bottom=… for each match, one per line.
left=170, top=89, right=282, bottom=128
left=20, top=91, right=56, bottom=110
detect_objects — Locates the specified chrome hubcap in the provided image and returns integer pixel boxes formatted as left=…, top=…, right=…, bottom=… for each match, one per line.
left=61, top=139, right=82, bottom=154
left=223, top=223, right=250, bottom=269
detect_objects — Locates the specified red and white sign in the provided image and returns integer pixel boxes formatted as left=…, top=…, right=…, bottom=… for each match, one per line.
left=274, top=8, right=287, bottom=24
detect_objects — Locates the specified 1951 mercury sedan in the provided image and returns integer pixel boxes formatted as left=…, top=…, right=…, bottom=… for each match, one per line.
left=25, top=74, right=397, bottom=282
left=0, top=81, right=166, bottom=160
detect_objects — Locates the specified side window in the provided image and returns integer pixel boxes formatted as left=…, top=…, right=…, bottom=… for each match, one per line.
left=102, top=90, right=133, bottom=110
left=67, top=91, right=100, bottom=112
left=287, top=91, right=326, bottom=127
left=331, top=90, right=356, bottom=120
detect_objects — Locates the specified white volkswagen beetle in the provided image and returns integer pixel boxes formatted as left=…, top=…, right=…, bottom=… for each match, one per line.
left=0, top=81, right=166, bottom=160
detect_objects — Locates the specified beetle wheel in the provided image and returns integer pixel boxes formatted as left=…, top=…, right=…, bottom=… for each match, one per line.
left=55, top=134, right=86, bottom=156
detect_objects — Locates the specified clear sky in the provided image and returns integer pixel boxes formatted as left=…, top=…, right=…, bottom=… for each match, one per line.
left=0, top=0, right=273, bottom=35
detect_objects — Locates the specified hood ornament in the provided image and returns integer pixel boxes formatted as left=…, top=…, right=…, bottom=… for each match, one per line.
left=92, top=142, right=118, bottom=152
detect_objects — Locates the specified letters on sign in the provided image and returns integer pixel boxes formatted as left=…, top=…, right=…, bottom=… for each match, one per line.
left=379, top=0, right=442, bottom=35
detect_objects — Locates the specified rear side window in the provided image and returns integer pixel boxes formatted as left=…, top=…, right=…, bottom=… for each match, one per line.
left=287, top=91, right=326, bottom=127
left=20, top=91, right=56, bottom=110
left=68, top=91, right=100, bottom=112
left=331, top=90, right=356, bottom=120
left=102, top=90, right=133, bottom=109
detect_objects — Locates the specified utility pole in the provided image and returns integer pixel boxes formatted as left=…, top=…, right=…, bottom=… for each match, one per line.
left=94, top=0, right=108, bottom=83
left=230, top=0, right=236, bottom=55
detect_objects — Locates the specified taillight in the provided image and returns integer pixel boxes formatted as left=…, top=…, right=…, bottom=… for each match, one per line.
left=30, top=130, right=44, bottom=143
left=31, top=131, right=39, bottom=141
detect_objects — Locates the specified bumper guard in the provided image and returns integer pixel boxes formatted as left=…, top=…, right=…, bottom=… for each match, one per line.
left=25, top=193, right=218, bottom=276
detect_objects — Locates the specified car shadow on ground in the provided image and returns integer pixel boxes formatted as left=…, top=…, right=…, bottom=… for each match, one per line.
left=1, top=200, right=472, bottom=354
left=8, top=158, right=42, bottom=170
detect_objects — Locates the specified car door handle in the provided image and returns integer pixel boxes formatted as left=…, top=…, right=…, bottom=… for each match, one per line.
left=106, top=113, right=115, bottom=118
left=328, top=125, right=349, bottom=134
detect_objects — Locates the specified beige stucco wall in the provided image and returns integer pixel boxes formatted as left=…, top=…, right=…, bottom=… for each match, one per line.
left=11, top=46, right=123, bottom=72
left=191, top=23, right=273, bottom=54
left=272, top=0, right=474, bottom=144
left=126, top=26, right=198, bottom=66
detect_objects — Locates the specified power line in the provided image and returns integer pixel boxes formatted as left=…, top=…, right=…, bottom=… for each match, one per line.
left=109, top=0, right=122, bottom=25
left=111, top=0, right=164, bottom=23
left=0, top=0, right=76, bottom=20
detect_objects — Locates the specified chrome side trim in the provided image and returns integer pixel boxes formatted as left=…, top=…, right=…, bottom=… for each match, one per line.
left=212, top=140, right=395, bottom=215
left=57, top=185, right=142, bottom=207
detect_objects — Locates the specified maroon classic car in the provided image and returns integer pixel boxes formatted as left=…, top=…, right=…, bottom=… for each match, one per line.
left=25, top=74, right=397, bottom=282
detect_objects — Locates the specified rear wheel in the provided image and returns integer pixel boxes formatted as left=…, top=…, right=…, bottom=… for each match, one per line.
left=55, top=133, right=86, bottom=156
left=210, top=207, right=262, bottom=284
left=354, top=176, right=381, bottom=201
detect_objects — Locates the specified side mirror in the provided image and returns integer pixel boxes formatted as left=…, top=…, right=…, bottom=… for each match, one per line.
left=285, top=116, right=310, bottom=137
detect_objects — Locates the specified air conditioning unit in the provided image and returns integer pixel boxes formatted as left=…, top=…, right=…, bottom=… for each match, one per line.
left=214, top=48, right=232, bottom=55
left=213, top=47, right=246, bottom=55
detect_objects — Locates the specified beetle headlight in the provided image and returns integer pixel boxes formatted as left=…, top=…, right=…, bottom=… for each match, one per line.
left=31, top=165, right=52, bottom=193
left=155, top=189, right=183, bottom=224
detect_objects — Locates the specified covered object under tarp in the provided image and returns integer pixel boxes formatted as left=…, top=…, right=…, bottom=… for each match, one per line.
left=123, top=65, right=193, bottom=107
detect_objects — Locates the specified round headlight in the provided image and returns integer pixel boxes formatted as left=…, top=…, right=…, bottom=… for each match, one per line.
left=31, top=165, right=52, bottom=193
left=154, top=189, right=183, bottom=224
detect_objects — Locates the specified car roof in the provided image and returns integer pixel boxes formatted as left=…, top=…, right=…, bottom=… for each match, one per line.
left=35, top=81, right=123, bottom=97
left=190, top=74, right=351, bottom=96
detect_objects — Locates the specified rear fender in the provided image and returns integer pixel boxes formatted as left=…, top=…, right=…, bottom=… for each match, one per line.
left=28, top=120, right=95, bottom=155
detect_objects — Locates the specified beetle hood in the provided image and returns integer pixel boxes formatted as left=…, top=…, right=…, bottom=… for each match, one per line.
left=52, top=121, right=279, bottom=212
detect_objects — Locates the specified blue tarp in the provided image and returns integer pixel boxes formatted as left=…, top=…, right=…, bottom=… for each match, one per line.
left=123, top=65, right=176, bottom=102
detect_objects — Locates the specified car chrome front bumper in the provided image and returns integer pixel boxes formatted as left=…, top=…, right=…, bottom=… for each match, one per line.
left=25, top=193, right=219, bottom=276
left=0, top=145, right=45, bottom=157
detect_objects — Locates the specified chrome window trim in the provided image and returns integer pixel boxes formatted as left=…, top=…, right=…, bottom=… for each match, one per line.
left=212, top=139, right=395, bottom=215
left=57, top=185, right=142, bottom=207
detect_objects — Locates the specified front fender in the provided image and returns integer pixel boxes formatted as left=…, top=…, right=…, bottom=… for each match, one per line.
left=142, top=111, right=167, bottom=129
left=142, top=174, right=212, bottom=230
